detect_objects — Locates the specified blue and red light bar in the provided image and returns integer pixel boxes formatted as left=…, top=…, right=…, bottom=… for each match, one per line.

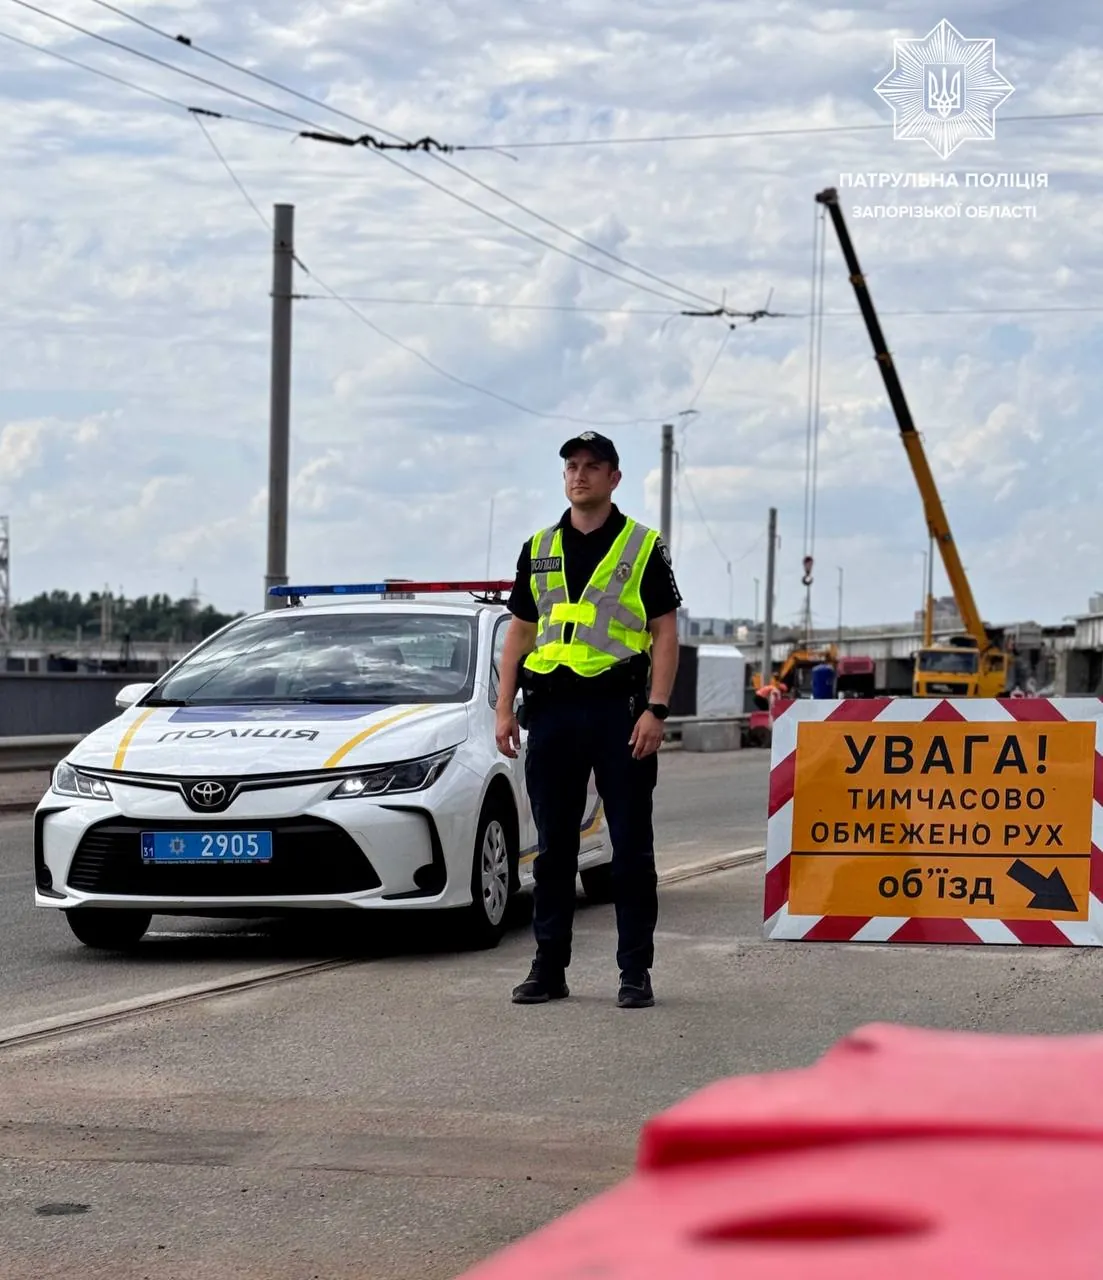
left=268, top=580, right=514, bottom=598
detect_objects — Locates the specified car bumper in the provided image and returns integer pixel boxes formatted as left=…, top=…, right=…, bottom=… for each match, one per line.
left=33, top=770, right=481, bottom=914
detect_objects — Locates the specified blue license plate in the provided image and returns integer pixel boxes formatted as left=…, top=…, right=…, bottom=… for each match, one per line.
left=141, top=831, right=273, bottom=863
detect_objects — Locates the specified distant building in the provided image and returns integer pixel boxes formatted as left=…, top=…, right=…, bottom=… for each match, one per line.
left=913, top=595, right=962, bottom=633
left=676, top=609, right=753, bottom=642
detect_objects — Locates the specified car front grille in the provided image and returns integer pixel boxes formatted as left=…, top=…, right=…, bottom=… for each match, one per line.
left=924, top=681, right=971, bottom=695
left=66, top=817, right=381, bottom=897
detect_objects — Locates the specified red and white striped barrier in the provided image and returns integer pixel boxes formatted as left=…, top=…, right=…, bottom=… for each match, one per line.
left=764, top=697, right=1103, bottom=946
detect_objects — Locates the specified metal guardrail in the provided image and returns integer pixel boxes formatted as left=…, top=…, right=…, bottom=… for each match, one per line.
left=0, top=715, right=753, bottom=773
left=0, top=734, right=82, bottom=773
left=662, top=715, right=749, bottom=745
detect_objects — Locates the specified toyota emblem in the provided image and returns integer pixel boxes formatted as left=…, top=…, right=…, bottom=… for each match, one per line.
left=190, top=780, right=226, bottom=808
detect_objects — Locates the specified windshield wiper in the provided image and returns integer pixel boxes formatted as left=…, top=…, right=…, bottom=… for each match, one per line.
left=141, top=697, right=190, bottom=706
left=283, top=694, right=414, bottom=703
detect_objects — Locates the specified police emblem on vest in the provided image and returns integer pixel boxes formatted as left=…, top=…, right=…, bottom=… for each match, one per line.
left=524, top=519, right=659, bottom=677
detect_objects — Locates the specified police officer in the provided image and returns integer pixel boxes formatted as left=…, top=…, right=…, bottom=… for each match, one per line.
left=494, top=431, right=682, bottom=1008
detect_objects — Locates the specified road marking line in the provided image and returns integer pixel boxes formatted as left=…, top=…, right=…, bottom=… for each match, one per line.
left=0, top=847, right=765, bottom=1052
left=658, top=846, right=765, bottom=886
left=0, top=959, right=354, bottom=1051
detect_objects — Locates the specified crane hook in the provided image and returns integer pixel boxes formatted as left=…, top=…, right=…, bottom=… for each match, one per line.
left=802, top=555, right=814, bottom=586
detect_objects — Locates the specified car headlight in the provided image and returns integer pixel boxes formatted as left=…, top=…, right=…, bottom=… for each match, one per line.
left=328, top=748, right=456, bottom=799
left=52, top=761, right=113, bottom=801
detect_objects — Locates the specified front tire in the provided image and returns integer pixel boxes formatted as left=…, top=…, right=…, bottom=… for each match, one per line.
left=65, top=908, right=152, bottom=950
left=460, top=802, right=516, bottom=949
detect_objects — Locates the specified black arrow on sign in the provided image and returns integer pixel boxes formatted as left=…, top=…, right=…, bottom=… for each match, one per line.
left=1007, top=860, right=1077, bottom=912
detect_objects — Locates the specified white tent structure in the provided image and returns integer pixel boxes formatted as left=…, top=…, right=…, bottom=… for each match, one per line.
left=693, top=644, right=746, bottom=717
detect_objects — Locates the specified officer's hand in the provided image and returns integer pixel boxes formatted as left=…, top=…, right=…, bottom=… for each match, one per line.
left=496, top=710, right=521, bottom=758
left=629, top=710, right=665, bottom=759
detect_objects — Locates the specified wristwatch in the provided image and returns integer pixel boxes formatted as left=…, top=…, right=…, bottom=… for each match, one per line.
left=647, top=702, right=670, bottom=721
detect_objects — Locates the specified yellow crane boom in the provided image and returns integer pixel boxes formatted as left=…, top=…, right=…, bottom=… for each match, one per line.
left=813, top=187, right=1010, bottom=697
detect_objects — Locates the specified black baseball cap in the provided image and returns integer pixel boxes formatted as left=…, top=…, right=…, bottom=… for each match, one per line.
left=559, top=431, right=619, bottom=468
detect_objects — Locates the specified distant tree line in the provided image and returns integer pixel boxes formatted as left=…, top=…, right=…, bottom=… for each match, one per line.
left=12, top=591, right=242, bottom=642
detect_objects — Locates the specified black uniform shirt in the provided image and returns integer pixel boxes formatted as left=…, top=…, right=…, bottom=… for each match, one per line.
left=506, top=505, right=682, bottom=696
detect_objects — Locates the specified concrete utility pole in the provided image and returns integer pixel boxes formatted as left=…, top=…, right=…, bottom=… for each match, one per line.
left=264, top=203, right=295, bottom=609
left=100, top=586, right=112, bottom=645
left=762, top=507, right=777, bottom=683
left=659, top=422, right=674, bottom=548
left=0, top=515, right=10, bottom=652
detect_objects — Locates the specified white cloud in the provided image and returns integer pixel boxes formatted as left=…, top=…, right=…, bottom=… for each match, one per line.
left=0, top=1, right=1098, bottom=628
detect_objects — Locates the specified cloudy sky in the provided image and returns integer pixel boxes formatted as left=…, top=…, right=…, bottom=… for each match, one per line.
left=0, top=0, right=1100, bottom=631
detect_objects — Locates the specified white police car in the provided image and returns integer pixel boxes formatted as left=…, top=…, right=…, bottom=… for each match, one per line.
left=33, top=581, right=614, bottom=950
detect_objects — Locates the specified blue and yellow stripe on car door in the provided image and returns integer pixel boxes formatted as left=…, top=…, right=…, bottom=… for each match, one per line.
left=323, top=704, right=433, bottom=767
left=519, top=797, right=604, bottom=866
left=112, top=708, right=157, bottom=769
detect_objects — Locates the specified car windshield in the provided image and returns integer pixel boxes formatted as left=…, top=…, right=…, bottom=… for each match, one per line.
left=148, top=611, right=477, bottom=705
left=917, top=648, right=979, bottom=674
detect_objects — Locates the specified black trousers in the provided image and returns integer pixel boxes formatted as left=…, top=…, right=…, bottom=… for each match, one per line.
left=523, top=692, right=659, bottom=974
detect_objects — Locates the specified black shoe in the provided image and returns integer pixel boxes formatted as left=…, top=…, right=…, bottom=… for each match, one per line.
left=617, top=970, right=654, bottom=1008
left=511, top=963, right=569, bottom=1004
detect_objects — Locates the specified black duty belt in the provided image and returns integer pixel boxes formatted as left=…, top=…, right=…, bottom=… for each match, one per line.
left=522, top=667, right=646, bottom=701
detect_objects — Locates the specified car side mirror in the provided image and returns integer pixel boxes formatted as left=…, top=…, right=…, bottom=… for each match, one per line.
left=115, top=681, right=154, bottom=709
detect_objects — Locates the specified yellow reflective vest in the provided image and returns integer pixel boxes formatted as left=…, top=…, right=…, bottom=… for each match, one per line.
left=522, top=518, right=659, bottom=677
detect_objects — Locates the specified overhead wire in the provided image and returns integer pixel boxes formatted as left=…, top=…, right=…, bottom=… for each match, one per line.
left=293, top=274, right=674, bottom=427
left=193, top=113, right=270, bottom=231
left=0, top=23, right=297, bottom=132
left=684, top=326, right=732, bottom=412
left=76, top=0, right=727, bottom=312
left=4, top=0, right=737, bottom=422
left=801, top=203, right=827, bottom=644
left=6, top=0, right=706, bottom=308
left=809, top=253, right=825, bottom=565
left=454, top=110, right=1103, bottom=150
left=5, top=0, right=349, bottom=138
left=801, top=208, right=819, bottom=565
left=347, top=144, right=713, bottom=309
left=295, top=295, right=683, bottom=316
left=188, top=120, right=675, bottom=428
left=25, top=2, right=1086, bottom=325
left=287, top=294, right=1103, bottom=320
left=679, top=441, right=730, bottom=570
left=676, top=414, right=766, bottom=615
left=673, top=326, right=752, bottom=587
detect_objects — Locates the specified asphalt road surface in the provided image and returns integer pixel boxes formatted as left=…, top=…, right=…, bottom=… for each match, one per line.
left=0, top=749, right=769, bottom=1039
left=3, top=851, right=1103, bottom=1279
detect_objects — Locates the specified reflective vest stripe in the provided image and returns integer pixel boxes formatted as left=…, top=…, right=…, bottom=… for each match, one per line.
left=524, top=518, right=656, bottom=677
left=531, top=527, right=568, bottom=650
left=572, top=519, right=652, bottom=659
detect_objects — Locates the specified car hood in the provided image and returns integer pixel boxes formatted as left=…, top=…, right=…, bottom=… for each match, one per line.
left=69, top=702, right=471, bottom=776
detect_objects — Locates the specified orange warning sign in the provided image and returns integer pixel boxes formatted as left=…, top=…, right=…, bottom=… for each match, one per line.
left=789, top=853, right=1091, bottom=920
left=788, top=720, right=1096, bottom=920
